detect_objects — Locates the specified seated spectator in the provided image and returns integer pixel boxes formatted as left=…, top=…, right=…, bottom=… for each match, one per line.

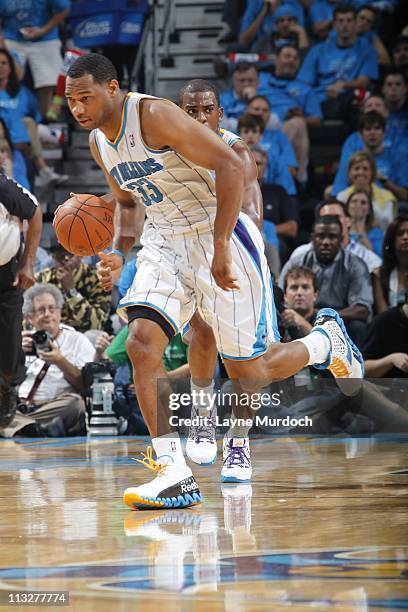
left=247, top=95, right=298, bottom=177
left=0, top=49, right=67, bottom=187
left=373, top=216, right=408, bottom=313
left=1, top=283, right=95, bottom=437
left=281, top=265, right=318, bottom=339
left=335, top=94, right=408, bottom=169
left=252, top=4, right=309, bottom=58
left=381, top=68, right=408, bottom=133
left=238, top=114, right=297, bottom=194
left=259, top=44, right=322, bottom=182
left=220, top=62, right=259, bottom=121
left=239, top=0, right=305, bottom=49
left=298, top=3, right=378, bottom=124
left=250, top=144, right=298, bottom=260
left=35, top=243, right=111, bottom=333
left=279, top=215, right=373, bottom=345
left=345, top=189, right=384, bottom=257
left=336, top=151, right=397, bottom=230
left=286, top=200, right=381, bottom=273
left=309, top=0, right=337, bottom=40
left=363, top=292, right=408, bottom=377
left=355, top=5, right=391, bottom=65
left=392, top=36, right=408, bottom=73
left=0, top=0, right=70, bottom=117
left=332, top=111, right=408, bottom=201
left=0, top=118, right=30, bottom=189
left=246, top=93, right=281, bottom=129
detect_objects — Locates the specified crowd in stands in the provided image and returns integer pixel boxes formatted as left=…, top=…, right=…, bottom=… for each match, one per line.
left=0, top=0, right=407, bottom=439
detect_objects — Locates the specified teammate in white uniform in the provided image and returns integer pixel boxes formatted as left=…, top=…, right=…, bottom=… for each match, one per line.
left=65, top=54, right=363, bottom=511
left=178, top=79, right=265, bottom=470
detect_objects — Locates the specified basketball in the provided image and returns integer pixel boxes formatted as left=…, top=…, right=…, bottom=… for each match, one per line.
left=53, top=193, right=114, bottom=256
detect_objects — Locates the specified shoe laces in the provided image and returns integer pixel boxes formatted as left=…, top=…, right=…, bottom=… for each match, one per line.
left=224, top=442, right=250, bottom=469
left=190, top=411, right=216, bottom=444
left=134, top=446, right=167, bottom=476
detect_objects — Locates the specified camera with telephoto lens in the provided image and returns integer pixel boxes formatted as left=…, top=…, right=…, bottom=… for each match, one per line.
left=32, top=329, right=52, bottom=352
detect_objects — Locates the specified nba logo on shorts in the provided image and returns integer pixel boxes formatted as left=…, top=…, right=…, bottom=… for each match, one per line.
left=129, top=134, right=135, bottom=147
left=171, top=441, right=177, bottom=452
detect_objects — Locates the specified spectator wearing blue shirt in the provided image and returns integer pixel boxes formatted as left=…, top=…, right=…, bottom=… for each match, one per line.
left=259, top=44, right=322, bottom=182
left=332, top=111, right=408, bottom=201
left=298, top=4, right=378, bottom=124
left=381, top=69, right=408, bottom=135
left=0, top=0, right=70, bottom=117
left=220, top=62, right=259, bottom=120
left=252, top=4, right=309, bottom=59
left=237, top=113, right=297, bottom=195
left=246, top=95, right=298, bottom=178
left=334, top=95, right=408, bottom=181
left=239, top=0, right=305, bottom=50
left=355, top=5, right=391, bottom=66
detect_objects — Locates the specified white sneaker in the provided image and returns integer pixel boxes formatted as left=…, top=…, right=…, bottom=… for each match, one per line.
left=186, top=413, right=217, bottom=465
left=221, top=437, right=252, bottom=483
left=123, top=447, right=203, bottom=510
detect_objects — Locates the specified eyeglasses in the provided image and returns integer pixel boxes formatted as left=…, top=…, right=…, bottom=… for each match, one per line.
left=33, top=306, right=61, bottom=315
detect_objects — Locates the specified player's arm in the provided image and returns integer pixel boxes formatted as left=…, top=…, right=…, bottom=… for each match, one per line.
left=140, top=98, right=244, bottom=290
left=89, top=134, right=144, bottom=290
left=232, top=140, right=263, bottom=231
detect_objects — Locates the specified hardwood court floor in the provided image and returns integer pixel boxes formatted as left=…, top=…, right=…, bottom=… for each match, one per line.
left=0, top=435, right=406, bottom=611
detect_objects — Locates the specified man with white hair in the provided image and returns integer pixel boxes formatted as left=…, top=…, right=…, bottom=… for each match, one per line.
left=0, top=283, right=95, bottom=437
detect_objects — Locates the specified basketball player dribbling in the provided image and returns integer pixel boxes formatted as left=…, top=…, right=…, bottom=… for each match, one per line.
left=65, top=54, right=363, bottom=510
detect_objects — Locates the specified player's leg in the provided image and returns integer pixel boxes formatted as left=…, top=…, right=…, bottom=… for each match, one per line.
left=185, top=311, right=218, bottom=465
left=119, top=234, right=201, bottom=510
left=123, top=315, right=202, bottom=510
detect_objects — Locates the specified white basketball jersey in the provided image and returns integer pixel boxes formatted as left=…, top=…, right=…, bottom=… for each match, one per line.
left=93, top=92, right=221, bottom=237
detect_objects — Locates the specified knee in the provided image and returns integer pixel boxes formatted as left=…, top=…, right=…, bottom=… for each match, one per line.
left=284, top=116, right=307, bottom=136
left=126, top=323, right=165, bottom=369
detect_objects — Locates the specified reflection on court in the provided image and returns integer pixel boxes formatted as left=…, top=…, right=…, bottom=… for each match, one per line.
left=0, top=435, right=406, bottom=610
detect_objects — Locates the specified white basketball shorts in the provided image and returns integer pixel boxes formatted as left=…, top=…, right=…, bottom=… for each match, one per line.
left=117, top=213, right=280, bottom=360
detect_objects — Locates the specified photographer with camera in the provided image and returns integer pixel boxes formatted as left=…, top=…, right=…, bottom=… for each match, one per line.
left=0, top=283, right=95, bottom=437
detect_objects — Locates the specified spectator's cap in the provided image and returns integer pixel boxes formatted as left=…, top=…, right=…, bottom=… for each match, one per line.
left=274, top=5, right=298, bottom=21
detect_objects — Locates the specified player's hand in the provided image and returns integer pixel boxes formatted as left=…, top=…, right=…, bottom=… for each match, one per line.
left=390, top=353, right=408, bottom=373
left=97, top=252, right=123, bottom=292
left=13, top=261, right=35, bottom=290
left=211, top=241, right=240, bottom=291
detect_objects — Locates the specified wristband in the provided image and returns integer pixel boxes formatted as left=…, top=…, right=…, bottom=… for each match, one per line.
left=110, top=249, right=126, bottom=264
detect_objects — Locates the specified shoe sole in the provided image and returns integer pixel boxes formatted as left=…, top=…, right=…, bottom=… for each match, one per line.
left=314, top=308, right=364, bottom=377
left=221, top=475, right=252, bottom=483
left=123, top=490, right=203, bottom=511
left=186, top=452, right=217, bottom=466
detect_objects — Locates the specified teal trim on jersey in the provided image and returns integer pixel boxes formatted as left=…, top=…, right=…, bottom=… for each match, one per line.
left=220, top=348, right=268, bottom=361
left=269, top=276, right=281, bottom=343
left=117, top=301, right=178, bottom=334
left=105, top=95, right=130, bottom=149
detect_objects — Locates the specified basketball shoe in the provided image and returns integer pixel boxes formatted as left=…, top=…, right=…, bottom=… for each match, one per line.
left=221, top=437, right=252, bottom=483
left=123, top=447, right=203, bottom=510
left=186, top=410, right=217, bottom=465
left=311, top=308, right=364, bottom=378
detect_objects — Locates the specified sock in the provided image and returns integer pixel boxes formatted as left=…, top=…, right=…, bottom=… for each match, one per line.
left=226, top=410, right=252, bottom=439
left=152, top=432, right=186, bottom=466
left=191, top=381, right=216, bottom=418
left=295, top=331, right=331, bottom=366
